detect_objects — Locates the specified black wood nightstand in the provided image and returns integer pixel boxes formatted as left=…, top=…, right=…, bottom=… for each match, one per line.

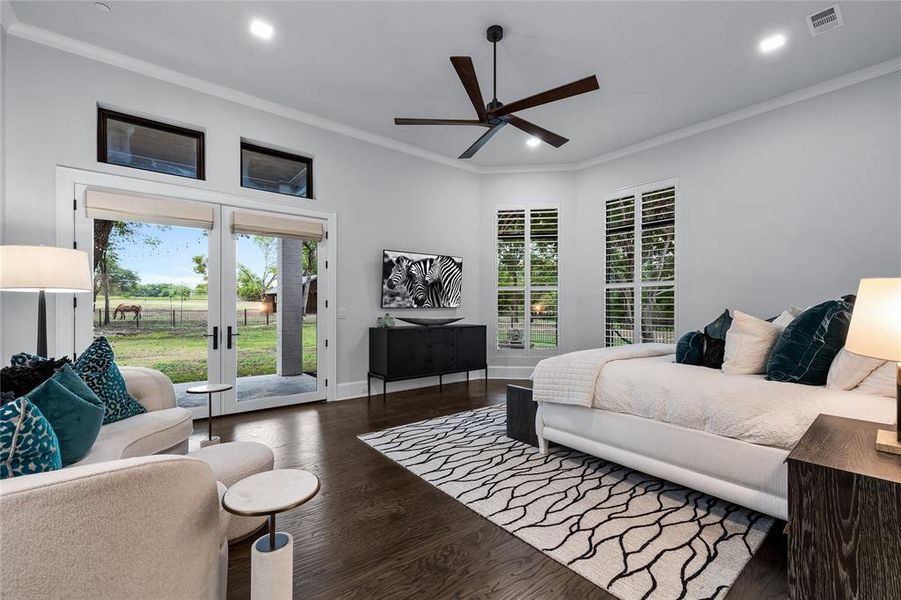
left=506, top=385, right=537, bottom=447
left=787, top=414, right=901, bottom=599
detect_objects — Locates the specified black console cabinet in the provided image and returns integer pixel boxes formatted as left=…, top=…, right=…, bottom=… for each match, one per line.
left=368, top=325, right=487, bottom=400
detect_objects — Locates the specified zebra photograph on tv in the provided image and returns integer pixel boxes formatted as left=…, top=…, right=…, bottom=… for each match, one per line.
left=382, top=250, right=463, bottom=308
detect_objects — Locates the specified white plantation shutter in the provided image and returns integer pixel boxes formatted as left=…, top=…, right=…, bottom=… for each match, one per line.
left=604, top=181, right=676, bottom=346
left=496, top=207, right=559, bottom=350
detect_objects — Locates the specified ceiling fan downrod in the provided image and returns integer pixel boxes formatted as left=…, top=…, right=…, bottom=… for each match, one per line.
left=487, top=25, right=503, bottom=112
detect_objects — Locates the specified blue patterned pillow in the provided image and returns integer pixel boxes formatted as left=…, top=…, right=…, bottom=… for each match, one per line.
left=10, top=352, right=48, bottom=366
left=0, top=398, right=62, bottom=479
left=766, top=295, right=856, bottom=386
left=73, top=337, right=145, bottom=425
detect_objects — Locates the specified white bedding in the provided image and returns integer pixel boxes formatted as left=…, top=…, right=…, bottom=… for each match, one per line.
left=594, top=355, right=895, bottom=449
left=531, top=343, right=676, bottom=407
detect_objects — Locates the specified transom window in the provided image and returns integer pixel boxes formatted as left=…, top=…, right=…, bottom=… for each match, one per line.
left=97, top=108, right=205, bottom=180
left=496, top=207, right=559, bottom=351
left=604, top=181, right=676, bottom=346
left=241, top=141, right=313, bottom=199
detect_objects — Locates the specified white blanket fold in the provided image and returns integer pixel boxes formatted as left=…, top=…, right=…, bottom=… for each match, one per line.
left=532, top=343, right=676, bottom=407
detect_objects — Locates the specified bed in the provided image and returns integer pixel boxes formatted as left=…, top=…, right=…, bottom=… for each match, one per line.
left=532, top=345, right=894, bottom=520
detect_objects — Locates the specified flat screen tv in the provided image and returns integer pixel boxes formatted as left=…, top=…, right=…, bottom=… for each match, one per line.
left=382, top=250, right=463, bottom=309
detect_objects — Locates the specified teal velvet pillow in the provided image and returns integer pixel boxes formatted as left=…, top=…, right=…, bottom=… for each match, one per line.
left=0, top=398, right=62, bottom=479
left=73, top=337, right=146, bottom=425
left=26, top=378, right=104, bottom=466
left=676, top=331, right=705, bottom=365
left=765, top=295, right=856, bottom=386
left=52, top=364, right=105, bottom=411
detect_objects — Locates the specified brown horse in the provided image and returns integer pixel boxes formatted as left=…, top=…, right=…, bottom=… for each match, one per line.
left=113, top=303, right=142, bottom=320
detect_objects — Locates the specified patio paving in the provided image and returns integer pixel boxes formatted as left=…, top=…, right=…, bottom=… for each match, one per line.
left=175, top=373, right=319, bottom=408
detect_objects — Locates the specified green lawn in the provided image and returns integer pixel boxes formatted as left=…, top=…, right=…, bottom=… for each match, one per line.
left=102, top=319, right=318, bottom=384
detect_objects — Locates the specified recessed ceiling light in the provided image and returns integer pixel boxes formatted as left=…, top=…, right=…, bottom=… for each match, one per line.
left=758, top=33, right=787, bottom=54
left=526, top=137, right=541, bottom=148
left=250, top=18, right=274, bottom=41
left=94, top=2, right=111, bottom=12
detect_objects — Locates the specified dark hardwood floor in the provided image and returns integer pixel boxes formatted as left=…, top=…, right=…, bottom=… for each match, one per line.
left=191, top=380, right=788, bottom=600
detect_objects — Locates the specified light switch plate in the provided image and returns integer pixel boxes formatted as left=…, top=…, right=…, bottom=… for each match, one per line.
left=337, top=308, right=348, bottom=320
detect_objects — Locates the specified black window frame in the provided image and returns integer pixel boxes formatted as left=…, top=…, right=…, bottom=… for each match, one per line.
left=240, top=141, right=314, bottom=199
left=97, top=107, right=206, bottom=180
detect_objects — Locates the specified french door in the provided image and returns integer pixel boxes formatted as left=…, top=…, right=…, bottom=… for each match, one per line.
left=78, top=186, right=327, bottom=420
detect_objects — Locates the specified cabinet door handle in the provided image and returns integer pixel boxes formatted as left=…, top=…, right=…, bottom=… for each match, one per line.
left=206, top=326, right=219, bottom=350
left=227, top=326, right=240, bottom=350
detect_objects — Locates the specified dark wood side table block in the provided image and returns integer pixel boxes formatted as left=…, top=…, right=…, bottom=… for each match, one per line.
left=506, top=385, right=537, bottom=447
left=787, top=414, right=901, bottom=599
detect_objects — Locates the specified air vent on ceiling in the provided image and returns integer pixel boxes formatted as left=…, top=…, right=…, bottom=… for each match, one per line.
left=807, top=5, right=844, bottom=36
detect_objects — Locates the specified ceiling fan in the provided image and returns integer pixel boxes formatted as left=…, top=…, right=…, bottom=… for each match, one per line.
left=394, top=24, right=600, bottom=159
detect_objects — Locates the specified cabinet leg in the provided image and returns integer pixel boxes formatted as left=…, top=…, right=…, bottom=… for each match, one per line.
left=367, top=376, right=371, bottom=402
left=485, top=366, right=488, bottom=390
left=466, top=371, right=469, bottom=385
left=383, top=379, right=387, bottom=403
left=439, top=374, right=443, bottom=393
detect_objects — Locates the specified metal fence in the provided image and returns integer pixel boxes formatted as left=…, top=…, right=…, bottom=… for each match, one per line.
left=94, top=308, right=280, bottom=330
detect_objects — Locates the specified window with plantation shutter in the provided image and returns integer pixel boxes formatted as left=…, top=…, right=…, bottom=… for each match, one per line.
left=496, top=207, right=559, bottom=351
left=603, top=181, right=676, bottom=346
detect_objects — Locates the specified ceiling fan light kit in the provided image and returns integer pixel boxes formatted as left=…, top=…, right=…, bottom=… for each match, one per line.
left=395, top=24, right=600, bottom=159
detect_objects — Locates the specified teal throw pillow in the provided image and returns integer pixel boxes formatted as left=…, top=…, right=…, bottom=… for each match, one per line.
left=26, top=378, right=104, bottom=467
left=73, top=337, right=146, bottom=425
left=765, top=295, right=856, bottom=386
left=0, top=398, right=62, bottom=479
left=676, top=331, right=705, bottom=365
left=52, top=364, right=105, bottom=410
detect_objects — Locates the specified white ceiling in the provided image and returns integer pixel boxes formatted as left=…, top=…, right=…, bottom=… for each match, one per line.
left=8, top=1, right=901, bottom=168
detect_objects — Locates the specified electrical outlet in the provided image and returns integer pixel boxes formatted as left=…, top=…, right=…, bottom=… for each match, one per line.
left=360, top=386, right=367, bottom=394
left=337, top=308, right=348, bottom=320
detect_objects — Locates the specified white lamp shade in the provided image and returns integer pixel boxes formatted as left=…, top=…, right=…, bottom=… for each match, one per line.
left=0, top=245, right=92, bottom=293
left=845, top=278, right=901, bottom=362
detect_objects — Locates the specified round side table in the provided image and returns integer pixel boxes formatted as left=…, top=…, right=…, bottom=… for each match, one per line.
left=186, top=383, right=232, bottom=447
left=222, top=469, right=320, bottom=600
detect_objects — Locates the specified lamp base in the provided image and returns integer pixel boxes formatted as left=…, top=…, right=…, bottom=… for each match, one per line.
left=875, top=429, right=901, bottom=455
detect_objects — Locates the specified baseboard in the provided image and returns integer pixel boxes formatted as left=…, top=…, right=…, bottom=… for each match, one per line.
left=486, top=365, right=534, bottom=379
left=334, top=365, right=531, bottom=401
left=336, top=371, right=483, bottom=401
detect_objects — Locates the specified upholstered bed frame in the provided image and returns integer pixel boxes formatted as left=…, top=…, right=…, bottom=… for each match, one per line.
left=536, top=402, right=790, bottom=520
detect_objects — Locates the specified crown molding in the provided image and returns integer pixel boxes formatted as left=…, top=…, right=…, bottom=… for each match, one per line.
left=5, top=20, right=900, bottom=177
left=5, top=21, right=480, bottom=174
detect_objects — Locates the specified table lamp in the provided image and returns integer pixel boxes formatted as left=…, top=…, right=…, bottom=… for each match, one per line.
left=844, top=278, right=901, bottom=454
left=0, top=245, right=92, bottom=357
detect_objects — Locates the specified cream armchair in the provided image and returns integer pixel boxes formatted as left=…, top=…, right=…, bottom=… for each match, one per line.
left=0, top=454, right=229, bottom=600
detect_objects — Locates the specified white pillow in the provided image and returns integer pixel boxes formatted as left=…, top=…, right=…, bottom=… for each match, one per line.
left=772, top=305, right=804, bottom=328
left=723, top=310, right=784, bottom=374
left=826, top=348, right=885, bottom=391
left=853, top=362, right=896, bottom=398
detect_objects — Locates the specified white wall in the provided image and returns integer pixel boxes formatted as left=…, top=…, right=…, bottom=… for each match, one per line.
left=482, top=71, right=900, bottom=369
left=2, top=34, right=898, bottom=386
left=0, top=37, right=482, bottom=393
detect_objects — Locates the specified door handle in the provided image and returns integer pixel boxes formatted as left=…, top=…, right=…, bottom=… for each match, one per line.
left=206, top=326, right=219, bottom=350
left=227, top=326, right=240, bottom=350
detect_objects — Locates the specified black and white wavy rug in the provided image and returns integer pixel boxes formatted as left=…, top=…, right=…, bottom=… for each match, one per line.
left=359, top=405, right=773, bottom=600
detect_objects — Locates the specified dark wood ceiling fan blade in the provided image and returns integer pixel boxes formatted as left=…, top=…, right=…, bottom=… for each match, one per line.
left=459, top=122, right=505, bottom=159
left=501, top=115, right=568, bottom=147
left=450, top=56, right=487, bottom=121
left=490, top=75, right=600, bottom=116
left=394, top=118, right=489, bottom=126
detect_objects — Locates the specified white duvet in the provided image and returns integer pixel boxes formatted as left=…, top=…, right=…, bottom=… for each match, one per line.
left=594, top=355, right=895, bottom=449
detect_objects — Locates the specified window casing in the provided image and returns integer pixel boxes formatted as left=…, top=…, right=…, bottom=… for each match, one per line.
left=97, top=108, right=205, bottom=180
left=496, top=207, right=559, bottom=351
left=604, top=180, right=676, bottom=346
left=241, top=141, right=313, bottom=199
